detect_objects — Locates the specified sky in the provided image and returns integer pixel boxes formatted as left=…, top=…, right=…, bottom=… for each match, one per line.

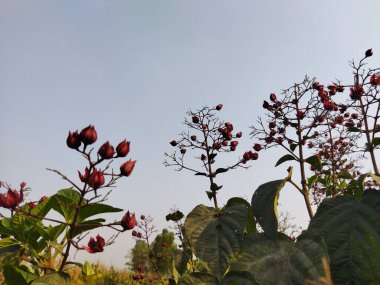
left=0, top=1, right=379, bottom=268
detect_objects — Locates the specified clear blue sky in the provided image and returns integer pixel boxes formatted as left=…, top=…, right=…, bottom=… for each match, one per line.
left=1, top=1, right=379, bottom=267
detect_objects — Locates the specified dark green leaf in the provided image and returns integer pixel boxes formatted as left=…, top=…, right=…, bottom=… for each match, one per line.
left=31, top=272, right=70, bottom=284
left=0, top=238, right=21, bottom=255
left=206, top=191, right=214, bottom=200
left=305, top=155, right=322, bottom=171
left=373, top=137, right=380, bottom=147
left=348, top=126, right=361, bottom=132
left=222, top=271, right=257, bottom=285
left=230, top=233, right=326, bottom=284
left=210, top=183, right=223, bottom=191
left=251, top=178, right=288, bottom=240
left=305, top=190, right=380, bottom=284
left=275, top=154, right=297, bottom=167
left=184, top=204, right=247, bottom=281
left=166, top=210, right=184, bottom=222
left=290, top=144, right=298, bottom=151
left=215, top=168, right=228, bottom=174
left=3, top=265, right=38, bottom=285
left=358, top=173, right=368, bottom=191
left=209, top=153, right=217, bottom=160
left=337, top=170, right=353, bottom=179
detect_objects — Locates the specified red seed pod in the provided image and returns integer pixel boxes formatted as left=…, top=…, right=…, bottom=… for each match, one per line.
left=269, top=93, right=277, bottom=102
left=222, top=140, right=228, bottom=146
left=120, top=160, right=137, bottom=176
left=200, top=154, right=207, bottom=161
left=116, top=140, right=130, bottom=157
left=170, top=140, right=177, bottom=146
left=121, top=211, right=137, bottom=231
left=230, top=146, right=236, bottom=151
left=253, top=144, right=262, bottom=151
left=269, top=121, right=276, bottom=129
left=263, top=100, right=270, bottom=109
left=365, top=48, right=373, bottom=57
left=230, top=141, right=239, bottom=147
left=180, top=148, right=186, bottom=154
left=98, top=141, right=115, bottom=159
left=79, top=125, right=97, bottom=145
left=66, top=130, right=81, bottom=149
left=192, top=116, right=200, bottom=124
left=236, top=131, right=242, bottom=138
left=216, top=104, right=223, bottom=111
left=190, top=135, right=197, bottom=141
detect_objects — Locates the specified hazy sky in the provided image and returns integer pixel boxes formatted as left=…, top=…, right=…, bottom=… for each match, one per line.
left=1, top=1, right=379, bottom=267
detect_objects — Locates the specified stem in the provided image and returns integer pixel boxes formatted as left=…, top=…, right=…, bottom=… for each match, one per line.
left=294, top=85, right=314, bottom=219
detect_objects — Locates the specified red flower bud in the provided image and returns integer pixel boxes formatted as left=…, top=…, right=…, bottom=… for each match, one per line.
left=365, top=48, right=373, bottom=57
left=88, top=169, right=105, bottom=189
left=136, top=232, right=142, bottom=238
left=230, top=146, right=236, bottom=151
left=132, top=230, right=137, bottom=237
left=236, top=132, right=242, bottom=138
left=349, top=84, right=364, bottom=101
left=370, top=74, right=380, bottom=86
left=200, top=154, right=206, bottom=161
left=78, top=167, right=90, bottom=183
left=253, top=144, right=262, bottom=151
left=269, top=93, right=276, bottom=102
left=27, top=202, right=36, bottom=209
left=170, top=140, right=177, bottom=146
left=222, top=140, right=228, bottom=146
left=120, top=160, right=136, bottom=177
left=231, top=141, right=239, bottom=147
left=83, top=234, right=105, bottom=253
left=180, top=148, right=186, bottom=154
left=66, top=130, right=81, bottom=149
left=263, top=100, right=270, bottom=109
left=116, top=140, right=130, bottom=157
left=79, top=125, right=97, bottom=145
left=269, top=121, right=276, bottom=129
left=216, top=104, right=223, bottom=111
left=190, top=135, right=197, bottom=141
left=98, top=141, right=115, bottom=159
left=20, top=182, right=26, bottom=189
left=121, top=211, right=137, bottom=231
left=39, top=196, right=48, bottom=203
left=140, top=215, right=145, bottom=220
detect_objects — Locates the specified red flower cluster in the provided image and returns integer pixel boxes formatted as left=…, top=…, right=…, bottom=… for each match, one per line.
left=83, top=234, right=105, bottom=253
left=349, top=84, right=364, bottom=101
left=0, top=182, right=24, bottom=209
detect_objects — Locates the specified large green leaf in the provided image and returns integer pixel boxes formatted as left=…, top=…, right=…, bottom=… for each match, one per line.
left=306, top=189, right=380, bottom=284
left=31, top=272, right=70, bottom=284
left=3, top=264, right=38, bottom=285
left=178, top=272, right=218, bottom=285
left=222, top=271, right=257, bottom=285
left=305, top=155, right=322, bottom=171
left=251, top=178, right=287, bottom=240
left=0, top=238, right=21, bottom=255
left=50, top=189, right=82, bottom=223
left=78, top=203, right=123, bottom=222
left=230, top=233, right=326, bottom=284
left=184, top=204, right=247, bottom=281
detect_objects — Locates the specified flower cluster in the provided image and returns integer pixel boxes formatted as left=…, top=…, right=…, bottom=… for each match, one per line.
left=0, top=181, right=25, bottom=209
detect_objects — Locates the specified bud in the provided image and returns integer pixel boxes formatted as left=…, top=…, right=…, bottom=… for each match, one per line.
left=365, top=48, right=373, bottom=57
left=230, top=146, right=236, bottom=151
left=269, top=93, right=276, bottom=102
left=88, top=169, right=105, bottom=189
left=140, top=215, right=145, bottom=220
left=236, top=131, right=242, bottom=138
left=98, top=141, right=115, bottom=159
left=136, top=232, right=142, bottom=238
left=190, top=135, right=197, bottom=141
left=253, top=144, right=262, bottom=151
left=39, top=196, right=48, bottom=203
left=230, top=141, right=239, bottom=147
left=192, top=116, right=200, bottom=124
left=27, top=202, right=36, bottom=209
left=0, top=189, right=24, bottom=209
left=20, top=182, right=26, bottom=189
left=216, top=104, right=223, bottom=111
left=83, top=234, right=105, bottom=254
left=170, top=140, right=177, bottom=146
left=66, top=131, right=81, bottom=149
left=262, top=100, right=270, bottom=109
left=120, top=160, right=137, bottom=176
left=132, top=230, right=137, bottom=236
left=269, top=121, right=276, bottom=128
left=79, top=125, right=97, bottom=145
left=116, top=140, right=130, bottom=157
left=121, top=211, right=137, bottom=231
left=200, top=154, right=206, bottom=161
left=222, top=140, right=228, bottom=146
left=180, top=148, right=186, bottom=154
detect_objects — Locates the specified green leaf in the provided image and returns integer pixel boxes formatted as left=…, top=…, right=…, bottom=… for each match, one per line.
left=3, top=264, right=38, bottom=285
left=373, top=137, right=380, bottom=147
left=307, top=175, right=318, bottom=188
left=81, top=261, right=95, bottom=277
left=209, top=153, right=217, bottom=160
left=215, top=168, right=228, bottom=174
left=210, top=183, right=223, bottom=192
left=50, top=189, right=83, bottom=223
left=72, top=219, right=104, bottom=237
left=305, top=190, right=380, bottom=284
left=305, top=155, right=322, bottom=171
left=184, top=204, right=247, bottom=281
left=225, top=197, right=250, bottom=208
left=369, top=173, right=380, bottom=184
left=31, top=272, right=70, bottom=284
left=337, top=170, right=353, bottom=179
left=222, top=271, right=257, bottom=285
left=0, top=238, right=21, bottom=255
left=358, top=173, right=368, bottom=191
left=251, top=178, right=288, bottom=240
left=230, top=233, right=326, bottom=284
left=225, top=197, right=256, bottom=233
left=78, top=203, right=123, bottom=222
left=348, top=126, right=361, bottom=132
left=178, top=272, right=218, bottom=285
left=275, top=154, right=297, bottom=167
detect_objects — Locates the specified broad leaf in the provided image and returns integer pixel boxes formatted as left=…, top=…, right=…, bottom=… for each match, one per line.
left=275, top=154, right=297, bottom=167
left=78, top=203, right=123, bottom=222
left=0, top=238, right=21, bottom=255
left=178, top=272, right=218, bottom=285
left=230, top=233, right=326, bottom=285
left=31, top=272, right=70, bottom=284
left=373, top=137, right=380, bottom=147
left=3, top=264, right=38, bottom=285
left=222, top=271, right=257, bottom=285
left=306, top=189, right=380, bottom=284
left=251, top=178, right=287, bottom=240
left=184, top=204, right=247, bottom=281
